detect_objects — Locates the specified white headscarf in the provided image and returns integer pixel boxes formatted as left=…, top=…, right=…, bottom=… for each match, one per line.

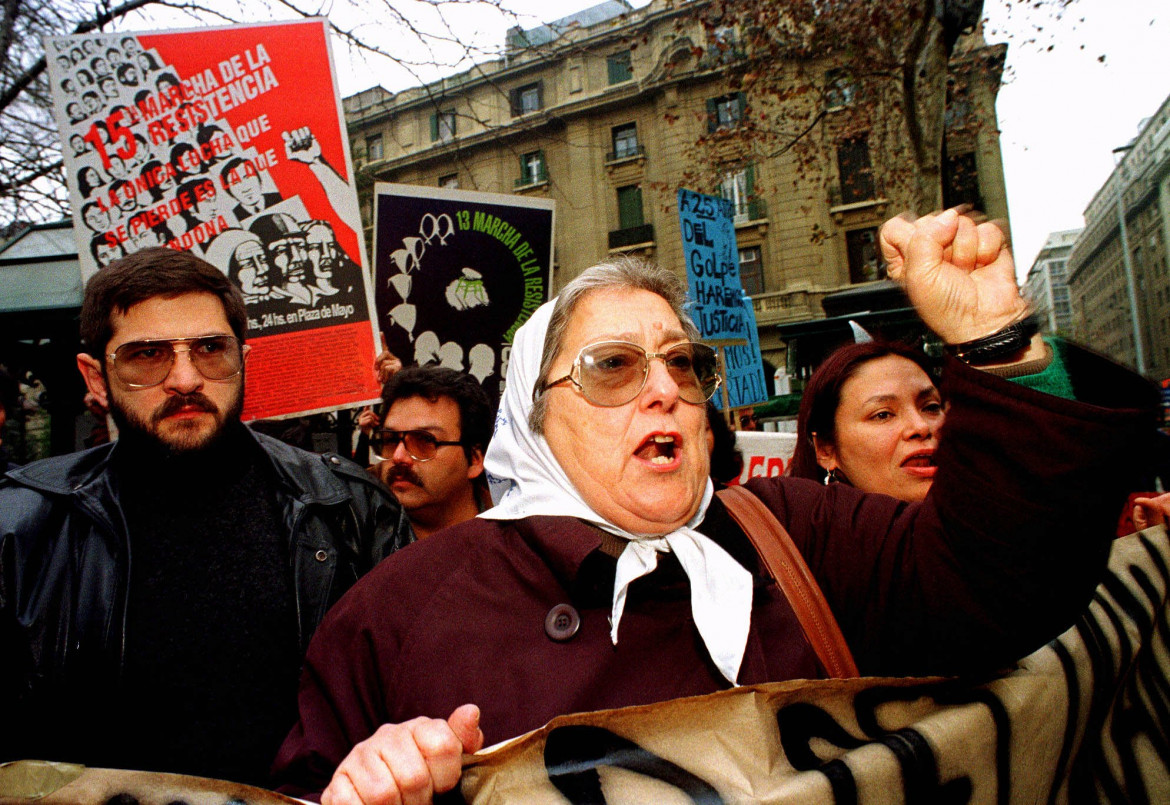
left=481, top=297, right=753, bottom=684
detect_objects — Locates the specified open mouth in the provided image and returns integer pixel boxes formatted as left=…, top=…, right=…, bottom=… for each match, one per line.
left=635, top=433, right=679, bottom=466
left=901, top=451, right=937, bottom=476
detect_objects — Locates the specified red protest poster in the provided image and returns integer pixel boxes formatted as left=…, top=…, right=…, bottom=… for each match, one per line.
left=46, top=19, right=380, bottom=420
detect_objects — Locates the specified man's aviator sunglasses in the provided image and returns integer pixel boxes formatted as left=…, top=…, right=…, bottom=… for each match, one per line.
left=107, top=335, right=248, bottom=388
left=371, top=429, right=464, bottom=462
left=540, top=340, right=721, bottom=407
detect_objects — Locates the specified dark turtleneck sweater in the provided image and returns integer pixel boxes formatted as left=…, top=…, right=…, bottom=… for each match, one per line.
left=109, top=422, right=300, bottom=787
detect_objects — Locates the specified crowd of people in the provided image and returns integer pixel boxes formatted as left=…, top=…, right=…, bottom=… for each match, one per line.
left=0, top=208, right=1166, bottom=805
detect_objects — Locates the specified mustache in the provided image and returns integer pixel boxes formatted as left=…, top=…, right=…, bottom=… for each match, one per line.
left=152, top=393, right=219, bottom=424
left=383, top=463, right=424, bottom=488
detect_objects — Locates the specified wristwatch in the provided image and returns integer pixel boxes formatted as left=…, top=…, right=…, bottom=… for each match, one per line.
left=945, top=314, right=1039, bottom=364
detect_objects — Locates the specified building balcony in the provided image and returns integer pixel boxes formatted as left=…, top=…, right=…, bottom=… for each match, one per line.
left=605, top=145, right=646, bottom=165
left=514, top=167, right=549, bottom=189
left=828, top=182, right=888, bottom=222
left=750, top=289, right=820, bottom=327
left=608, top=223, right=655, bottom=250
left=732, top=198, right=768, bottom=225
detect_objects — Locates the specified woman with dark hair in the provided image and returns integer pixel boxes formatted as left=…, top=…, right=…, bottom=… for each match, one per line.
left=138, top=52, right=161, bottom=74
left=77, top=165, right=105, bottom=199
left=788, top=341, right=943, bottom=502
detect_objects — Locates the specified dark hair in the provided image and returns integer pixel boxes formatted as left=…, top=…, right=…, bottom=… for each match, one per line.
left=787, top=341, right=939, bottom=484
left=115, top=63, right=137, bottom=83
left=220, top=156, right=255, bottom=189
left=77, top=166, right=104, bottom=198
left=80, top=247, right=247, bottom=358
left=89, top=233, right=121, bottom=264
left=197, top=124, right=224, bottom=147
left=707, top=403, right=743, bottom=484
left=381, top=365, right=493, bottom=462
left=170, top=142, right=202, bottom=178
left=140, top=159, right=167, bottom=201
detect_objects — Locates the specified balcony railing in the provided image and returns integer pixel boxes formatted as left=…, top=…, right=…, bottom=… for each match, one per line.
left=731, top=198, right=768, bottom=224
left=829, top=179, right=883, bottom=208
left=608, top=223, right=655, bottom=249
left=514, top=166, right=549, bottom=188
left=605, top=145, right=646, bottom=163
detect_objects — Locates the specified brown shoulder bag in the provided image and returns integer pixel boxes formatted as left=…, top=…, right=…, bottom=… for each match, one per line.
left=717, top=485, right=859, bottom=679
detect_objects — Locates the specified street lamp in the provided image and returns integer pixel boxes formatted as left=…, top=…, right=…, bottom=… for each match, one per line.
left=1112, top=144, right=1146, bottom=375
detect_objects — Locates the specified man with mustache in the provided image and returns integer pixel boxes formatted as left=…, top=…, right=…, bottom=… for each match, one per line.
left=371, top=366, right=492, bottom=540
left=0, top=248, right=411, bottom=786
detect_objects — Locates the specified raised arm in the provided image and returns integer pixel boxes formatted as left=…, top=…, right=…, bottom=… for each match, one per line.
left=748, top=209, right=1159, bottom=676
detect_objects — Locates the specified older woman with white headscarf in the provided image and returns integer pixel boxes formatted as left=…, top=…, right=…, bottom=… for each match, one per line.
left=273, top=210, right=1158, bottom=805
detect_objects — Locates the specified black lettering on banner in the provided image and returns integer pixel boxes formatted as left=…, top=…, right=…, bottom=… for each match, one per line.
left=543, top=724, right=724, bottom=804
left=775, top=679, right=1012, bottom=805
left=1061, top=534, right=1170, bottom=802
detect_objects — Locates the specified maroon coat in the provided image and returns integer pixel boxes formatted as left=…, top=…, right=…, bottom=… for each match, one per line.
left=273, top=349, right=1158, bottom=795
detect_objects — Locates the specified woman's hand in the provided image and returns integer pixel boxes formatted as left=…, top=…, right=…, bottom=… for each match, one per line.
left=322, top=704, right=483, bottom=805
left=880, top=208, right=1029, bottom=345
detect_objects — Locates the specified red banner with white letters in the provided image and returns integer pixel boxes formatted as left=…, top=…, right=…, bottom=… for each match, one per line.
left=46, top=19, right=380, bottom=420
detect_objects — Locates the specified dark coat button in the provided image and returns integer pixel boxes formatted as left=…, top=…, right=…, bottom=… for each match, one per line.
left=545, top=603, right=580, bottom=642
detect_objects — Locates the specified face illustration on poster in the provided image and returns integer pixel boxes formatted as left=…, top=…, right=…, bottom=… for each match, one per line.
left=414, top=331, right=440, bottom=365
left=468, top=344, right=495, bottom=384
left=437, top=341, right=464, bottom=371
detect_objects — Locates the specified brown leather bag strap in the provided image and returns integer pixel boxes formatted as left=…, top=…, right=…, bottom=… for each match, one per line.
left=716, top=485, right=860, bottom=679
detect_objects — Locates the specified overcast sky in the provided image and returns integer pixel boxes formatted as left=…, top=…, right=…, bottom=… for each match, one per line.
left=985, top=0, right=1170, bottom=276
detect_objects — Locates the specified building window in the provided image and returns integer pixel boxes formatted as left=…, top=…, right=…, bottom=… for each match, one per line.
left=739, top=246, right=764, bottom=295
left=943, top=151, right=981, bottom=211
left=430, top=109, right=456, bottom=143
left=824, top=68, right=855, bottom=110
left=607, top=50, right=633, bottom=85
left=719, top=165, right=755, bottom=222
left=617, top=185, right=644, bottom=230
left=366, top=133, right=383, bottom=161
left=711, top=25, right=739, bottom=63
left=510, top=82, right=543, bottom=116
left=846, top=227, right=885, bottom=284
left=837, top=136, right=875, bottom=203
left=611, top=123, right=639, bottom=160
left=439, top=173, right=459, bottom=189
left=517, top=150, right=547, bottom=186
left=708, top=92, right=746, bottom=132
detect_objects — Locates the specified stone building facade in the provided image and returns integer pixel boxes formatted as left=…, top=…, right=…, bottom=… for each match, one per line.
left=1024, top=229, right=1079, bottom=336
left=344, top=0, right=1009, bottom=371
left=1068, top=91, right=1170, bottom=380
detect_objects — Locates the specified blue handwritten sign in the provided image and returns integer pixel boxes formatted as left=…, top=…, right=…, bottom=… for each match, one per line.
left=723, top=291, right=768, bottom=409
left=677, top=188, right=768, bottom=409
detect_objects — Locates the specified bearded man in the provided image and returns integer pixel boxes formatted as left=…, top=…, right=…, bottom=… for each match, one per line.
left=0, top=248, right=411, bottom=786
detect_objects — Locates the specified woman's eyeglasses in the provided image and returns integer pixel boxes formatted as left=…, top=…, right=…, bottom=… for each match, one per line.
left=107, top=335, right=248, bottom=388
left=540, top=340, right=721, bottom=407
left=371, top=429, right=463, bottom=461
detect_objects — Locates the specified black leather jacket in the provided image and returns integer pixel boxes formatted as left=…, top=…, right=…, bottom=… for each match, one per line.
left=0, top=429, right=412, bottom=761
